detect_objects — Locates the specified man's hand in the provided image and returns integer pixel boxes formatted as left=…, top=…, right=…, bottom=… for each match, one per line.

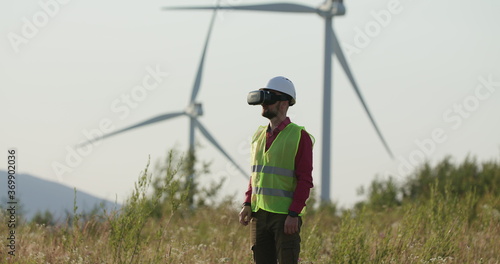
left=239, top=206, right=252, bottom=226
left=284, top=216, right=299, bottom=234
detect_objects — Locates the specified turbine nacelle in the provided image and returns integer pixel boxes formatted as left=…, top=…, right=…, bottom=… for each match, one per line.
left=318, top=0, right=345, bottom=17
left=186, top=103, right=204, bottom=118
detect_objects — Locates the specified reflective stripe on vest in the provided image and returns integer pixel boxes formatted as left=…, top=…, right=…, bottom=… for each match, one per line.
left=251, top=165, right=295, bottom=178
left=252, top=187, right=294, bottom=198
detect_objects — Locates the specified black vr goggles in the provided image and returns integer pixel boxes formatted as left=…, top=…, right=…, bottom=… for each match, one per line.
left=247, top=90, right=290, bottom=106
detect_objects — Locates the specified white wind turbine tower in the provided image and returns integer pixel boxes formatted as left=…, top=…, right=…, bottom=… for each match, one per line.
left=164, top=0, right=394, bottom=202
left=79, top=5, right=248, bottom=179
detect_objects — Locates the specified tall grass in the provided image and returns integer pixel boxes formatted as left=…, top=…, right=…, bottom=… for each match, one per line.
left=0, top=155, right=499, bottom=263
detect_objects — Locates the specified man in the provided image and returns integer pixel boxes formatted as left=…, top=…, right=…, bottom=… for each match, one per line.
left=239, top=76, right=314, bottom=264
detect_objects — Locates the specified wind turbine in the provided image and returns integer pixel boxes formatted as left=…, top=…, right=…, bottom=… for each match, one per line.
left=163, top=0, right=394, bottom=202
left=79, top=5, right=248, bottom=179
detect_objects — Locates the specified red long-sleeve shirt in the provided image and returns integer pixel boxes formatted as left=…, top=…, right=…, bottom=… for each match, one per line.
left=244, top=117, right=314, bottom=213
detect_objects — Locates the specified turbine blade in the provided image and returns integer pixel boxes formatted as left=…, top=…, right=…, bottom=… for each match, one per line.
left=76, top=112, right=186, bottom=147
left=194, top=119, right=249, bottom=179
left=163, top=3, right=317, bottom=14
left=190, top=2, right=219, bottom=103
left=330, top=28, right=395, bottom=159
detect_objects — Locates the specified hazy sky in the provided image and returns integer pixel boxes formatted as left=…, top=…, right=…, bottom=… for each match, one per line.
left=1, top=0, right=499, bottom=208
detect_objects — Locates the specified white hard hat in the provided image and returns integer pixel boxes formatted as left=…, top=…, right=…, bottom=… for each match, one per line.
left=261, top=76, right=296, bottom=106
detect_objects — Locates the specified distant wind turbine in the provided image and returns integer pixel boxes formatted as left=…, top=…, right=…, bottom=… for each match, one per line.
left=163, top=0, right=394, bottom=202
left=79, top=4, right=248, bottom=179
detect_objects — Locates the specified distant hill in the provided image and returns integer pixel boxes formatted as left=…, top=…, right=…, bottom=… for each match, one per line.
left=0, top=171, right=119, bottom=221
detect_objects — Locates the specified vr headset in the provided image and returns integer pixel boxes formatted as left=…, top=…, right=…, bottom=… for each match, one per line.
left=247, top=90, right=290, bottom=106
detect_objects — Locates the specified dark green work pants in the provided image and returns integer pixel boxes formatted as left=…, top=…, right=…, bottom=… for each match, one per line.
left=250, top=209, right=302, bottom=264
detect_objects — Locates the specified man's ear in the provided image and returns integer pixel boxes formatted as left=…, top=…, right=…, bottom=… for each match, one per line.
left=280, top=101, right=289, bottom=112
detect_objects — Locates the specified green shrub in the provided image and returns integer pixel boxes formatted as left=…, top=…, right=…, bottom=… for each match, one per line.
left=359, top=156, right=500, bottom=210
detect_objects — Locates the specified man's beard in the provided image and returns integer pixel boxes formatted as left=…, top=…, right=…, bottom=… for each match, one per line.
left=262, top=108, right=277, bottom=119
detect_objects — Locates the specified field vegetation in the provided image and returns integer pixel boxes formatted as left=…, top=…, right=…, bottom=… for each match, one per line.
left=1, top=151, right=499, bottom=263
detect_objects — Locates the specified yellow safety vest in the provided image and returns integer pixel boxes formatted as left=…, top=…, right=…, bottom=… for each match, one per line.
left=250, top=122, right=306, bottom=215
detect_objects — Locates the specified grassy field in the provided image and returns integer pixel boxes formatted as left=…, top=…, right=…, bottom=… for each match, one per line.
left=2, top=155, right=499, bottom=263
